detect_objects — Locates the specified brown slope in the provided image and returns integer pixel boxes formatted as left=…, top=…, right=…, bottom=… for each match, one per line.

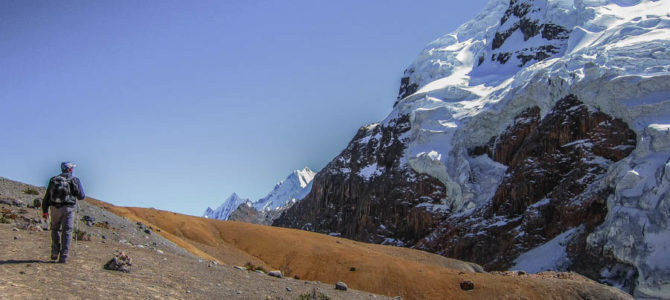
left=90, top=200, right=633, bottom=300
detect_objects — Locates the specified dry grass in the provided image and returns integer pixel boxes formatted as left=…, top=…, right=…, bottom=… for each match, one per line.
left=86, top=198, right=633, bottom=300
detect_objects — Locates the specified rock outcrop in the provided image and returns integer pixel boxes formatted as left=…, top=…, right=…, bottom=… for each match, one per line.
left=274, top=115, right=447, bottom=246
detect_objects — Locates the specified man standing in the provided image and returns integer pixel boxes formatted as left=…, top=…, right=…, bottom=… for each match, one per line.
left=42, top=162, right=85, bottom=263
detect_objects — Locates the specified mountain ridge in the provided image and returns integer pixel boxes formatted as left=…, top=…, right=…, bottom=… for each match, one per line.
left=274, top=0, right=670, bottom=298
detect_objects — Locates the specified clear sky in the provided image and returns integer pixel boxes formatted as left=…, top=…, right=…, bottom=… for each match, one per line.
left=1, top=0, right=490, bottom=216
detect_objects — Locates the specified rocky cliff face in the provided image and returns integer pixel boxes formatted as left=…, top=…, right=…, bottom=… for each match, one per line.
left=422, top=94, right=636, bottom=271
left=274, top=116, right=447, bottom=245
left=276, top=0, right=670, bottom=298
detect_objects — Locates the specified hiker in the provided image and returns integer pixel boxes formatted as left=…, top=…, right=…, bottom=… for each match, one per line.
left=42, top=162, right=85, bottom=263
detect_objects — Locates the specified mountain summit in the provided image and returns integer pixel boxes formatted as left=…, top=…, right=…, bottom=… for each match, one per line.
left=275, top=0, right=670, bottom=298
left=202, top=193, right=250, bottom=220
left=203, top=167, right=316, bottom=223
left=253, top=167, right=316, bottom=213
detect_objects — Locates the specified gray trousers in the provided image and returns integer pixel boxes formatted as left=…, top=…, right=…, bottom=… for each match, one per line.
left=50, top=206, right=74, bottom=261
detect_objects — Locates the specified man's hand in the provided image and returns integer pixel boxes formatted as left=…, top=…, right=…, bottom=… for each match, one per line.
left=42, top=212, right=49, bottom=220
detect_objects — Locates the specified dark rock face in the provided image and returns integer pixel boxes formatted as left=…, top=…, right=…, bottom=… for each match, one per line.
left=488, top=0, right=570, bottom=67
left=276, top=93, right=636, bottom=277
left=419, top=95, right=636, bottom=270
left=396, top=68, right=419, bottom=106
left=274, top=115, right=447, bottom=246
left=228, top=204, right=262, bottom=224
left=229, top=204, right=284, bottom=225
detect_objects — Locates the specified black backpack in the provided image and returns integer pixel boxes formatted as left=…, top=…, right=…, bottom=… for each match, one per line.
left=50, top=175, right=76, bottom=205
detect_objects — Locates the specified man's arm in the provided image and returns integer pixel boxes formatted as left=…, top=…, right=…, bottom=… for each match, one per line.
left=42, top=179, right=52, bottom=214
left=74, top=177, right=85, bottom=200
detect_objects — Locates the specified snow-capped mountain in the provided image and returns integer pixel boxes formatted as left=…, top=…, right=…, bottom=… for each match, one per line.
left=253, top=167, right=316, bottom=212
left=275, top=0, right=670, bottom=298
left=203, top=168, right=316, bottom=223
left=202, top=193, right=250, bottom=220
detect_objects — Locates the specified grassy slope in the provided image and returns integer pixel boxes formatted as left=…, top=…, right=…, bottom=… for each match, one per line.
left=88, top=199, right=632, bottom=300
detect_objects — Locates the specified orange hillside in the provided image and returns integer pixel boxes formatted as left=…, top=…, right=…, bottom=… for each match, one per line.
left=86, top=198, right=631, bottom=300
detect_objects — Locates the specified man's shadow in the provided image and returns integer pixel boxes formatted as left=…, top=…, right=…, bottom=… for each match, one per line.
left=0, top=259, right=51, bottom=265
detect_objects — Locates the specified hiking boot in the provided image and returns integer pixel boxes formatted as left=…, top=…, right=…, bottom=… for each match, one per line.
left=57, top=258, right=67, bottom=264
left=50, top=254, right=58, bottom=261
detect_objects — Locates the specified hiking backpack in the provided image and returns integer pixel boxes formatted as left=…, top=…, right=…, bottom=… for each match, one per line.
left=50, top=175, right=76, bottom=205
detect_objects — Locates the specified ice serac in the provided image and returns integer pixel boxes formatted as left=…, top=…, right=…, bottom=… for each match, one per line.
left=202, top=193, right=250, bottom=221
left=228, top=167, right=316, bottom=225
left=276, top=0, right=670, bottom=298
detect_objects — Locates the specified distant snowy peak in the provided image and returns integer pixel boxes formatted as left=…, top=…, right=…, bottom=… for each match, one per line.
left=253, top=167, right=316, bottom=212
left=202, top=192, right=251, bottom=220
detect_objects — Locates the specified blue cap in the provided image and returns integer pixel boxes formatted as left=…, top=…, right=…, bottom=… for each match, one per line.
left=61, top=162, right=77, bottom=171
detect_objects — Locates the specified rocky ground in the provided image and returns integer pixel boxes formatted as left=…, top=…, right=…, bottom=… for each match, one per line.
left=0, top=177, right=388, bottom=300
left=1, top=176, right=634, bottom=299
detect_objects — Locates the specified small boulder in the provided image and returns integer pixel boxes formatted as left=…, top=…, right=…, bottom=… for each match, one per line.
left=81, top=215, right=95, bottom=226
left=268, top=270, right=282, bottom=278
left=460, top=280, right=474, bottom=291
left=32, top=198, right=42, bottom=209
left=335, top=281, right=348, bottom=291
left=104, top=251, right=132, bottom=273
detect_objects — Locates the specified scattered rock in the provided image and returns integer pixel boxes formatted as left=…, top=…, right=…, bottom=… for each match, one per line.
left=236, top=290, right=242, bottom=295
left=286, top=287, right=292, bottom=292
left=19, top=271, right=25, bottom=275
left=294, top=275, right=300, bottom=280
left=81, top=215, right=95, bottom=226
left=143, top=229, right=151, bottom=235
left=518, top=270, right=527, bottom=276
left=393, top=297, right=403, bottom=300
left=103, top=251, right=132, bottom=273
left=32, top=198, right=42, bottom=209
left=13, top=236, right=18, bottom=240
left=233, top=265, right=246, bottom=271
left=27, top=225, right=42, bottom=232
left=335, top=281, right=348, bottom=291
left=186, top=290, right=191, bottom=294
left=460, top=280, right=474, bottom=291
left=208, top=261, right=218, bottom=268
left=268, top=270, right=282, bottom=278
left=12, top=227, right=19, bottom=231
left=156, top=249, right=164, bottom=255
left=0, top=197, right=25, bottom=207
left=350, top=267, right=356, bottom=272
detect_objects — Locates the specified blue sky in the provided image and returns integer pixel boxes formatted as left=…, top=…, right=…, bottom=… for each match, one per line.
left=1, top=0, right=489, bottom=216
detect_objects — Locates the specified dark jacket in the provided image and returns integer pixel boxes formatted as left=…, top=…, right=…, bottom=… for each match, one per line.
left=42, top=172, right=85, bottom=213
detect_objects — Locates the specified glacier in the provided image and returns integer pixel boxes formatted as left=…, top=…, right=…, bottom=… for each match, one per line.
left=390, top=0, right=670, bottom=298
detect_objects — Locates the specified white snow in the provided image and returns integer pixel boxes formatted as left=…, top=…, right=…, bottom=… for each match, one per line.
left=202, top=193, right=250, bottom=220
left=385, top=0, right=670, bottom=297
left=203, top=167, right=317, bottom=219
left=252, top=167, right=316, bottom=212
left=357, top=163, right=384, bottom=180
left=512, top=227, right=580, bottom=273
